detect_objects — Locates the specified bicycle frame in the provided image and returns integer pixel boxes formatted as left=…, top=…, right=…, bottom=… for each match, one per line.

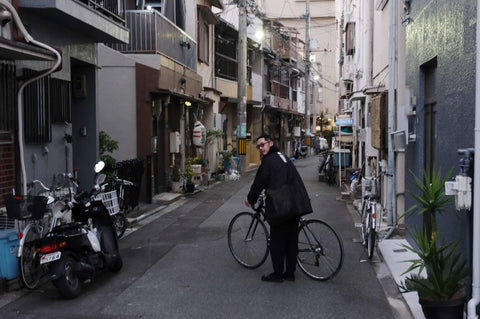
left=17, top=221, right=45, bottom=257
left=243, top=212, right=264, bottom=242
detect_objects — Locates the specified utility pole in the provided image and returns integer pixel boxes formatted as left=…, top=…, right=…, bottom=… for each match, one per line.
left=237, top=0, right=247, bottom=172
left=387, top=0, right=397, bottom=227
left=304, top=0, right=311, bottom=142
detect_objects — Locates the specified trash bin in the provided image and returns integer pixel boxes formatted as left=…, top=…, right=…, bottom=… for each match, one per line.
left=0, top=229, right=19, bottom=280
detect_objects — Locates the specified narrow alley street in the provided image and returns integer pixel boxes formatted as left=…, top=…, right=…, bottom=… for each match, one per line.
left=0, top=155, right=412, bottom=318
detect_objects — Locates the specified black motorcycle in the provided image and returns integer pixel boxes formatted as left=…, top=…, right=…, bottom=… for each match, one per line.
left=34, top=161, right=122, bottom=299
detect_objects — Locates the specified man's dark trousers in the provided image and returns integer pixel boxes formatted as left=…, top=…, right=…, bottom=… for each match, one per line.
left=269, top=218, right=299, bottom=276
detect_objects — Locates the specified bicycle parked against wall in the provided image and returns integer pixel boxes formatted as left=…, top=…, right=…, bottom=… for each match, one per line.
left=227, top=193, right=344, bottom=281
left=4, top=176, right=76, bottom=289
left=105, top=176, right=137, bottom=238
left=358, top=174, right=381, bottom=260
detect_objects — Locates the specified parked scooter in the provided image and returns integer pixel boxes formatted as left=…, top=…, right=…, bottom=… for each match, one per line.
left=34, top=161, right=122, bottom=299
left=294, top=140, right=308, bottom=159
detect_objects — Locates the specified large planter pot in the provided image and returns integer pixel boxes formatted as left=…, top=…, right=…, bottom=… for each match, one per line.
left=171, top=181, right=181, bottom=193
left=419, top=296, right=466, bottom=319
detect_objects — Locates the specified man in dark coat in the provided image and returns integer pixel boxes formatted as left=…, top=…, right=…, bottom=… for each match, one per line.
left=245, top=134, right=311, bottom=282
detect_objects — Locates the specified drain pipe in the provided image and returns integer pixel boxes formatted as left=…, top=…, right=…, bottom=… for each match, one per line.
left=467, top=1, right=480, bottom=317
left=0, top=0, right=62, bottom=195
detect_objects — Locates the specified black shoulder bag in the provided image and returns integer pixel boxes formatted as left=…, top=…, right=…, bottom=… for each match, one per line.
left=265, top=153, right=312, bottom=223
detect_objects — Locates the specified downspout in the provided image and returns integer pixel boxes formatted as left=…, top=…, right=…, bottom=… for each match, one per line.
left=364, top=0, right=373, bottom=174
left=467, top=0, right=480, bottom=316
left=0, top=0, right=62, bottom=195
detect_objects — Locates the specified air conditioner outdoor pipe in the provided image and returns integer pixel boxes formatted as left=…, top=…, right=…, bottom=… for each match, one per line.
left=0, top=0, right=62, bottom=195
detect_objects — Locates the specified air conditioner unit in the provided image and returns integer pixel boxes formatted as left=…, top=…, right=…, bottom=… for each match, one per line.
left=265, top=95, right=274, bottom=107
left=340, top=80, right=353, bottom=98
left=342, top=56, right=355, bottom=81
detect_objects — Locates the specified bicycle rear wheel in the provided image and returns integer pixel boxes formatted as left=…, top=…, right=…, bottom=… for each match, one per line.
left=112, top=212, right=127, bottom=239
left=19, top=226, right=43, bottom=289
left=297, top=219, right=343, bottom=281
left=366, top=227, right=376, bottom=259
left=228, top=212, right=269, bottom=269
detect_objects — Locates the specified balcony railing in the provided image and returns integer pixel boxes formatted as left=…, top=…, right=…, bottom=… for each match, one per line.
left=109, top=10, right=197, bottom=70
left=79, top=0, right=126, bottom=24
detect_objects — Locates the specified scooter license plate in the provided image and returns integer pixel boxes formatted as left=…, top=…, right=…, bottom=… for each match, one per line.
left=40, top=251, right=61, bottom=264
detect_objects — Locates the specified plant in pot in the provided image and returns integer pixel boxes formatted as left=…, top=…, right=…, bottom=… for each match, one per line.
left=399, top=167, right=469, bottom=319
left=183, top=163, right=195, bottom=193
left=220, top=150, right=233, bottom=171
left=170, top=166, right=181, bottom=193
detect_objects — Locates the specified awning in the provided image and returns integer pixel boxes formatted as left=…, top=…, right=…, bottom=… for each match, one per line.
left=153, top=89, right=211, bottom=105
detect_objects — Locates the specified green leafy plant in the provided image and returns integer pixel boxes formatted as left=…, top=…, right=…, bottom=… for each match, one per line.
left=183, top=162, right=195, bottom=184
left=171, top=166, right=180, bottom=182
left=220, top=150, right=232, bottom=165
left=399, top=229, right=469, bottom=301
left=99, top=131, right=119, bottom=177
left=400, top=168, right=452, bottom=241
left=193, top=157, right=207, bottom=167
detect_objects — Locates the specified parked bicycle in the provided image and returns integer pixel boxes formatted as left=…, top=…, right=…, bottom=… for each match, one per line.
left=227, top=193, right=344, bottom=281
left=4, top=175, right=76, bottom=289
left=318, top=150, right=336, bottom=185
left=106, top=176, right=137, bottom=238
left=358, top=174, right=381, bottom=259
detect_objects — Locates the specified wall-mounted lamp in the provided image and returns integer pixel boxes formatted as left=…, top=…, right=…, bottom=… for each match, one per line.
left=185, top=101, right=192, bottom=107
left=180, top=40, right=191, bottom=50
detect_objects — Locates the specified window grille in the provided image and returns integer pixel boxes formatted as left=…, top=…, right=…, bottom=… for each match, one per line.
left=51, top=78, right=71, bottom=123
left=0, top=62, right=16, bottom=131
left=23, top=69, right=51, bottom=144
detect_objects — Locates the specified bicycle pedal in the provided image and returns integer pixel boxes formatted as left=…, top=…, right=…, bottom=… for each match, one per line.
left=354, top=223, right=362, bottom=228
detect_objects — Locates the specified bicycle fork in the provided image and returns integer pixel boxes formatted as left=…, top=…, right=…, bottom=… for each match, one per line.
left=243, top=218, right=260, bottom=242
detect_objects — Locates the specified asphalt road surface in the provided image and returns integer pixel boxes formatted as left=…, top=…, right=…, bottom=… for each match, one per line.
left=0, top=155, right=410, bottom=319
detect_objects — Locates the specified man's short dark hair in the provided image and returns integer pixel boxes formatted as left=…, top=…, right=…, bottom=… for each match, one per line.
left=256, top=133, right=272, bottom=143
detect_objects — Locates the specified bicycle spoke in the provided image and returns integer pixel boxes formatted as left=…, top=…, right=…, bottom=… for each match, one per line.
left=297, top=220, right=343, bottom=281
left=228, top=212, right=269, bottom=269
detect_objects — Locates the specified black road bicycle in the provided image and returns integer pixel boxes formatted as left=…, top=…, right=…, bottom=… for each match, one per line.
left=227, top=194, right=344, bottom=281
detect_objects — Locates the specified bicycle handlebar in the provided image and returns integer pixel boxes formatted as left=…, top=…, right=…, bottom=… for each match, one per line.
left=114, top=177, right=136, bottom=187
left=28, top=179, right=50, bottom=191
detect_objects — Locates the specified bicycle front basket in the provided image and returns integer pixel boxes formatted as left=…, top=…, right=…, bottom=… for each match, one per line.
left=95, top=191, right=120, bottom=216
left=4, top=195, right=47, bottom=220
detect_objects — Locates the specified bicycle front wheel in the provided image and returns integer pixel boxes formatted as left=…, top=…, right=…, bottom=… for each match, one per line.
left=228, top=212, right=269, bottom=269
left=297, top=220, right=344, bottom=281
left=19, top=226, right=43, bottom=289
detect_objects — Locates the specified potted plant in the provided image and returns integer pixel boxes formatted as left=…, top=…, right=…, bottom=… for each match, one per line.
left=403, top=168, right=453, bottom=241
left=183, top=162, right=195, bottom=193
left=399, top=167, right=468, bottom=319
left=193, top=157, right=207, bottom=173
left=399, top=230, right=468, bottom=319
left=170, top=166, right=181, bottom=193
left=220, top=150, right=233, bottom=171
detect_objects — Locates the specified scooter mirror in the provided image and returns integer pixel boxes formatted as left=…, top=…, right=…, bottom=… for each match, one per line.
left=94, top=161, right=105, bottom=173
left=95, top=173, right=106, bottom=185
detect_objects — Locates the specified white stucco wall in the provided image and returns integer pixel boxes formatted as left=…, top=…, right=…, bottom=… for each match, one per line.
left=97, top=44, right=137, bottom=161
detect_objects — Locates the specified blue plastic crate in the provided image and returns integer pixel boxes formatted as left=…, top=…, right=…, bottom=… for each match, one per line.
left=0, top=229, right=19, bottom=280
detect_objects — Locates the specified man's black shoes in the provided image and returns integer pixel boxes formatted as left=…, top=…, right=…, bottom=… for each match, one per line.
left=283, top=273, right=295, bottom=281
left=261, top=273, right=284, bottom=283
